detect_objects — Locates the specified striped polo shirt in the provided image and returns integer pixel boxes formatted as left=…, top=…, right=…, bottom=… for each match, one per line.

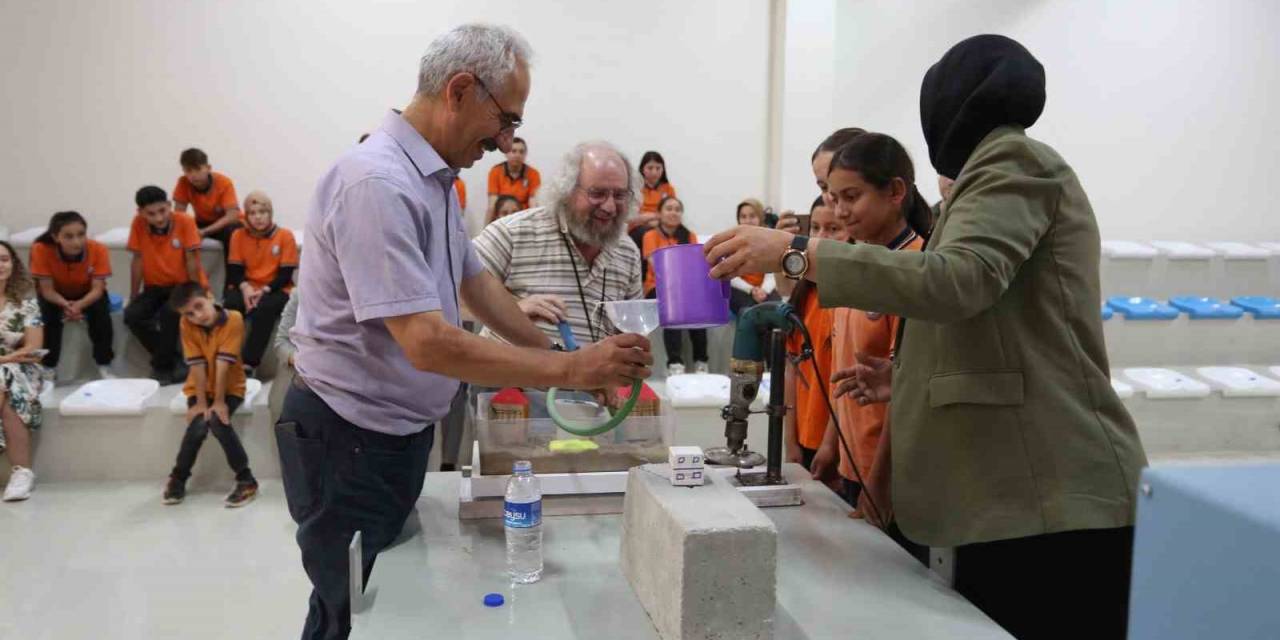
left=473, top=206, right=643, bottom=347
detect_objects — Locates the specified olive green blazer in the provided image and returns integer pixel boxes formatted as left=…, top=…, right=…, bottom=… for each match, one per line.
left=816, top=125, right=1147, bottom=547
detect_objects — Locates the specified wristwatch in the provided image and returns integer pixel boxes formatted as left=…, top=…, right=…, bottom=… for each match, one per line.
left=781, top=235, right=810, bottom=280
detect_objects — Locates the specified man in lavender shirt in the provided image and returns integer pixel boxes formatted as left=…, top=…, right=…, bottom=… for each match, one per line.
left=277, top=24, right=652, bottom=640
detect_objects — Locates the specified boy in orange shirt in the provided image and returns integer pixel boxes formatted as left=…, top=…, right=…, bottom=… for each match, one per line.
left=486, top=137, right=540, bottom=216
left=163, top=282, right=259, bottom=508
left=173, top=148, right=241, bottom=260
left=29, top=211, right=114, bottom=375
left=124, top=186, right=206, bottom=384
left=224, top=191, right=298, bottom=373
left=784, top=197, right=846, bottom=470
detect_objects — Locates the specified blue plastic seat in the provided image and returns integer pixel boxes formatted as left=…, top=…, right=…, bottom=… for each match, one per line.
left=1231, top=296, right=1280, bottom=319
left=1168, top=296, right=1244, bottom=320
left=1105, top=296, right=1180, bottom=320
left=1101, top=306, right=1114, bottom=321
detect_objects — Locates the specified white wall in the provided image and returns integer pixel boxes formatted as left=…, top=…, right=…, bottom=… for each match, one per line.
left=777, top=0, right=836, bottom=214
left=830, top=0, right=1280, bottom=241
left=0, top=0, right=770, bottom=240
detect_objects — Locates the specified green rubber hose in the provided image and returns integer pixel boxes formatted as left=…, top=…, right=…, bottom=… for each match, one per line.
left=546, top=379, right=642, bottom=437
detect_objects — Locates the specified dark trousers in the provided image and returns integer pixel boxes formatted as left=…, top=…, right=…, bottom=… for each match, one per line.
left=277, top=381, right=434, bottom=640
left=171, top=395, right=252, bottom=482
left=38, top=294, right=114, bottom=368
left=799, top=445, right=817, bottom=471
left=198, top=222, right=240, bottom=266
left=662, top=329, right=708, bottom=367
left=224, top=287, right=290, bottom=367
left=124, top=286, right=181, bottom=370
left=954, top=526, right=1134, bottom=639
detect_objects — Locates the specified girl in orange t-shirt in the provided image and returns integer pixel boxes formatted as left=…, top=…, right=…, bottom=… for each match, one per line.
left=30, top=211, right=115, bottom=373
left=813, top=133, right=934, bottom=527
left=224, top=191, right=298, bottom=372
left=641, top=196, right=707, bottom=376
left=784, top=196, right=847, bottom=470
left=631, top=151, right=677, bottom=279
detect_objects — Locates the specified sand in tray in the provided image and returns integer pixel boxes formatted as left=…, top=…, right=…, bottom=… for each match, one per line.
left=481, top=442, right=669, bottom=476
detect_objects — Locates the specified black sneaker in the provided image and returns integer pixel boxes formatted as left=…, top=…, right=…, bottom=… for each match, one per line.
left=163, top=477, right=186, bottom=505
left=224, top=481, right=259, bottom=508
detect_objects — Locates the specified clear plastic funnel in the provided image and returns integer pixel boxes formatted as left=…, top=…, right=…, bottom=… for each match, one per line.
left=600, top=300, right=661, bottom=335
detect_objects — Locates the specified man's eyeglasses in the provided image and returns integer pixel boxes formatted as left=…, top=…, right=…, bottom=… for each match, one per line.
left=576, top=187, right=634, bottom=205
left=474, top=76, right=523, bottom=131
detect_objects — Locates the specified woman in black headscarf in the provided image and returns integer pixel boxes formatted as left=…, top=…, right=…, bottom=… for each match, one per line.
left=704, top=35, right=1146, bottom=639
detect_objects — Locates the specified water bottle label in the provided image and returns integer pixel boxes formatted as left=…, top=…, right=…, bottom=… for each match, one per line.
left=504, top=500, right=542, bottom=528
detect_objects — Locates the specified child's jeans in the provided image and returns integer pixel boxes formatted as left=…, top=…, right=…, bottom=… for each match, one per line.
left=171, top=394, right=254, bottom=483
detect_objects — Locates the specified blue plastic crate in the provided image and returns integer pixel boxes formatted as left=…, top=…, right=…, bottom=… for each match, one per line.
left=1106, top=296, right=1180, bottom=320
left=1231, top=296, right=1280, bottom=319
left=1168, top=296, right=1243, bottom=320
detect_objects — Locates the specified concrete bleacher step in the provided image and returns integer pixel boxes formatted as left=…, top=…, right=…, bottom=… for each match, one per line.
left=1101, top=240, right=1280, bottom=299
left=1118, top=366, right=1280, bottom=455
left=2, top=380, right=282, bottom=486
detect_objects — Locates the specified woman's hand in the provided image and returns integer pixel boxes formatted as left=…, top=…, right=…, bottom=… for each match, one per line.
left=775, top=210, right=801, bottom=235
left=705, top=225, right=795, bottom=280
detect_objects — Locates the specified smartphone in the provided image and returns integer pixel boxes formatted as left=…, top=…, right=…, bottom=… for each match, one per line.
left=794, top=214, right=812, bottom=236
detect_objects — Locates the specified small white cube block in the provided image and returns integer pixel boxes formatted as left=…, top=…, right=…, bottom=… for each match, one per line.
left=671, top=469, right=705, bottom=487
left=669, top=446, right=705, bottom=470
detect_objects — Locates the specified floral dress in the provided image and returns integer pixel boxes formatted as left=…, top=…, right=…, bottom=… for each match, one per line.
left=0, top=296, right=45, bottom=452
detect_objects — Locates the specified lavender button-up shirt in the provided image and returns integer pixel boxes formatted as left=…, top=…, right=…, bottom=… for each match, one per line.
left=292, top=110, right=482, bottom=435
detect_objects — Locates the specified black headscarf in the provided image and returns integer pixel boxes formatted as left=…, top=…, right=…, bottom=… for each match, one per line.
left=919, top=35, right=1046, bottom=179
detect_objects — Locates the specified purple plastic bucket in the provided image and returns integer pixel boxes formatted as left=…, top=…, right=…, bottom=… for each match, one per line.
left=652, top=243, right=731, bottom=329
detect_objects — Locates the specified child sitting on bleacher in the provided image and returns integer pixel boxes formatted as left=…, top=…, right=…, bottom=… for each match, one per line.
left=223, top=191, right=298, bottom=375
left=124, top=186, right=206, bottom=384
left=173, top=148, right=241, bottom=259
left=163, top=282, right=258, bottom=508
left=29, top=211, right=115, bottom=379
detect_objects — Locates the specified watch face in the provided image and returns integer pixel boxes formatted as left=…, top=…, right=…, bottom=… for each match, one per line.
left=784, top=252, right=805, bottom=274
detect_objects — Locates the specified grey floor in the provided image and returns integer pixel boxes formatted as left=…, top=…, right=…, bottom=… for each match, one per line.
left=0, top=480, right=311, bottom=639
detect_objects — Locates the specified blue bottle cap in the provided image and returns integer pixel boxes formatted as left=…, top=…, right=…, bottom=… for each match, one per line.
left=483, top=593, right=505, bottom=607
left=513, top=460, right=532, bottom=474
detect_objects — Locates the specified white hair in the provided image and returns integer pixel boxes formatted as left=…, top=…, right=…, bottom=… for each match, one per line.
left=544, top=141, right=641, bottom=246
left=417, top=24, right=533, bottom=96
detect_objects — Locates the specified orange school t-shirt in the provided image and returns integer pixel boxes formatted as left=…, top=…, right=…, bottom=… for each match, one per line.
left=228, top=226, right=299, bottom=291
left=181, top=307, right=248, bottom=399
left=126, top=213, right=205, bottom=288
left=29, top=239, right=112, bottom=299
left=453, top=177, right=467, bottom=210
left=173, top=172, right=239, bottom=227
left=487, top=163, right=541, bottom=209
left=640, top=182, right=677, bottom=214
left=786, top=286, right=834, bottom=451
left=641, top=226, right=698, bottom=295
left=828, top=233, right=925, bottom=484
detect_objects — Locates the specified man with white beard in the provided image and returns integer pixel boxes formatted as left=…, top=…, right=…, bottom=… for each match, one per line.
left=474, top=141, right=644, bottom=348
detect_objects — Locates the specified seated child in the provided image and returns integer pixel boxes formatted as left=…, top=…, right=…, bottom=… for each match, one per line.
left=173, top=148, right=241, bottom=261
left=163, top=282, right=259, bottom=508
left=29, top=211, right=114, bottom=378
left=641, top=196, right=707, bottom=376
left=124, top=186, right=206, bottom=384
left=223, top=191, right=298, bottom=374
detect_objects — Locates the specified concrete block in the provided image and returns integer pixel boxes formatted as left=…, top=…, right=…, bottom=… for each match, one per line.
left=621, top=463, right=776, bottom=640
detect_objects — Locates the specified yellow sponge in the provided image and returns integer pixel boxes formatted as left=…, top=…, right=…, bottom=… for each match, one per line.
left=549, top=439, right=600, bottom=454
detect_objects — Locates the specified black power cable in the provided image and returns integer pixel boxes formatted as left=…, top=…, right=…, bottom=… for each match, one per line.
left=787, top=312, right=887, bottom=530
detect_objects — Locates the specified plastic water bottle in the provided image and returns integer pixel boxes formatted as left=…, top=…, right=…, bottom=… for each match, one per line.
left=504, top=460, right=543, bottom=583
